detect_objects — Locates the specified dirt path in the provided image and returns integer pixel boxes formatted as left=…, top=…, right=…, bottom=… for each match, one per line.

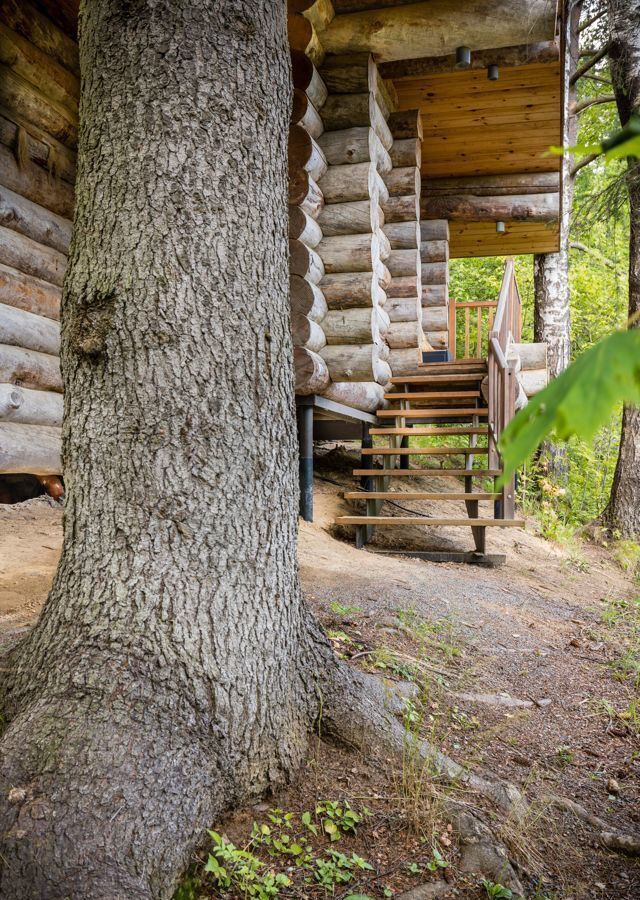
left=0, top=477, right=638, bottom=897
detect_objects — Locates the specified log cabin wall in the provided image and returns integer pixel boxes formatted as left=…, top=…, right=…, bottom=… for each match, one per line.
left=382, top=107, right=428, bottom=374
left=0, top=0, right=77, bottom=486
left=315, top=52, right=395, bottom=412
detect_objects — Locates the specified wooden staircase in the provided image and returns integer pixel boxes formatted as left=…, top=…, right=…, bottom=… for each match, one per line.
left=336, top=261, right=525, bottom=562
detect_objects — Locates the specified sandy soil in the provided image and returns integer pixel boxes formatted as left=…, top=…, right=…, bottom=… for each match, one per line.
left=0, top=496, right=62, bottom=649
left=0, top=461, right=638, bottom=898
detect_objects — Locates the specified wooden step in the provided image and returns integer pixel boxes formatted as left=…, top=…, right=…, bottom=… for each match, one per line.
left=344, top=491, right=499, bottom=501
left=377, top=407, right=488, bottom=418
left=389, top=373, right=484, bottom=385
left=419, top=357, right=486, bottom=368
left=369, top=426, right=489, bottom=436
left=385, top=390, right=481, bottom=402
left=362, top=447, right=489, bottom=456
left=353, top=468, right=501, bottom=477
left=337, top=516, right=524, bottom=527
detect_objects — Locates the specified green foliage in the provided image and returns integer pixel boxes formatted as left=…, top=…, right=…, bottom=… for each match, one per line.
left=313, top=850, right=372, bottom=892
left=315, top=800, right=369, bottom=841
left=480, top=880, right=513, bottom=899
left=425, top=846, right=449, bottom=872
left=329, top=601, right=362, bottom=617
left=205, top=831, right=291, bottom=899
left=498, top=330, right=640, bottom=484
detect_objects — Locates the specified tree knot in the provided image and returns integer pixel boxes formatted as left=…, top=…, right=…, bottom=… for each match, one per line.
left=67, top=285, right=117, bottom=357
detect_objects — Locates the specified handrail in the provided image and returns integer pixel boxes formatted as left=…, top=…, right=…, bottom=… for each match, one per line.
left=487, top=258, right=521, bottom=520
left=455, top=300, right=498, bottom=309
left=489, top=336, right=507, bottom=370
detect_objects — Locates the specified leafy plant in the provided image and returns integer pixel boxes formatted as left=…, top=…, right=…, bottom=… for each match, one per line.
left=480, top=879, right=514, bottom=899
left=425, top=847, right=449, bottom=872
left=205, top=831, right=291, bottom=899
left=315, top=800, right=369, bottom=841
left=301, top=809, right=318, bottom=836
left=329, top=601, right=362, bottom=617
left=499, top=329, right=640, bottom=484
left=312, top=850, right=372, bottom=892
left=554, top=745, right=575, bottom=767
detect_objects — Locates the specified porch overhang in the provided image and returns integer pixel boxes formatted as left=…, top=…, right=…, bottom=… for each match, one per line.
left=325, top=0, right=563, bottom=259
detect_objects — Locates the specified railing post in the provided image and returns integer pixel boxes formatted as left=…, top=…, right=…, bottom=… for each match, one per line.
left=500, top=365, right=517, bottom=519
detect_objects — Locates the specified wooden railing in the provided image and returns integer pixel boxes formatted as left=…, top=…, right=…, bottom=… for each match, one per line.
left=449, top=299, right=498, bottom=360
left=487, top=259, right=521, bottom=519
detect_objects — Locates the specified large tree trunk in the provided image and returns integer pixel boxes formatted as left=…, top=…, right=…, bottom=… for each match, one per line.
left=0, top=2, right=334, bottom=896
left=603, top=0, right=640, bottom=539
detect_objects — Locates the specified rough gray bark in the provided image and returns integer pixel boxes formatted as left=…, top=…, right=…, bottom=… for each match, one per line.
left=0, top=2, right=336, bottom=896
left=603, top=0, right=640, bottom=539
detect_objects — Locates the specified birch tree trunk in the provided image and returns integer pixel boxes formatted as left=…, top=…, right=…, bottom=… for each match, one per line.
left=533, top=0, right=582, bottom=480
left=0, top=2, right=333, bottom=895
left=603, top=0, right=640, bottom=539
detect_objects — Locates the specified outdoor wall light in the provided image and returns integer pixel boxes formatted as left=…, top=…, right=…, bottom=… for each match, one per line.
left=455, top=46, right=471, bottom=68
left=488, top=64, right=500, bottom=81
left=496, top=221, right=506, bottom=235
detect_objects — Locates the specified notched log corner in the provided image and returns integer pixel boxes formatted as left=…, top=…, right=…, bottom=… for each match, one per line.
left=66, top=285, right=116, bottom=357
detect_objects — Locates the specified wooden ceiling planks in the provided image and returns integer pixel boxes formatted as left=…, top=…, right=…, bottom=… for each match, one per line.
left=394, top=58, right=562, bottom=256
left=394, top=62, right=562, bottom=180
left=448, top=220, right=560, bottom=258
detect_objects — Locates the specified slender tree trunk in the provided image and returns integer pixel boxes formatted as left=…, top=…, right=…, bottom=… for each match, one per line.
left=533, top=0, right=582, bottom=481
left=603, top=0, right=640, bottom=539
left=0, top=2, right=338, bottom=896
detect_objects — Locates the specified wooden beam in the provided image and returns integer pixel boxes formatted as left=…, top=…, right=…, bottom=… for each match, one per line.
left=422, top=192, right=559, bottom=223
left=423, top=172, right=559, bottom=197
left=318, top=1, right=558, bottom=63
left=380, top=41, right=559, bottom=80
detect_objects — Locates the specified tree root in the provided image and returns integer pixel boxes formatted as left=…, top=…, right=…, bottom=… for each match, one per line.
left=543, top=795, right=640, bottom=856
left=317, top=659, right=640, bottom=897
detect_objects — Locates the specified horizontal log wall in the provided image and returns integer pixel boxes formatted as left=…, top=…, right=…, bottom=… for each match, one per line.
left=290, top=45, right=330, bottom=394
left=291, top=45, right=399, bottom=413
left=0, top=2, right=76, bottom=478
left=419, top=218, right=450, bottom=354
left=382, top=107, right=424, bottom=369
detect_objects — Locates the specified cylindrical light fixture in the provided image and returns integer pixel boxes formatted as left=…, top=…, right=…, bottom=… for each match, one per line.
left=455, top=46, right=471, bottom=68
left=488, top=64, right=499, bottom=81
left=496, top=221, right=506, bottom=235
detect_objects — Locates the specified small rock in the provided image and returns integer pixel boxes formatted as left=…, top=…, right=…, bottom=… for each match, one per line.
left=455, top=692, right=533, bottom=709
left=512, top=753, right=532, bottom=767
left=7, top=787, right=26, bottom=805
left=606, top=778, right=620, bottom=795
left=396, top=882, right=450, bottom=900
left=534, top=698, right=552, bottom=708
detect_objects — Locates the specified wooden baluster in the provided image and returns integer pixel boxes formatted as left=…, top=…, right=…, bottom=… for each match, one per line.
left=464, top=307, right=470, bottom=358
left=489, top=306, right=495, bottom=333
left=448, top=298, right=457, bottom=359
left=476, top=306, right=482, bottom=358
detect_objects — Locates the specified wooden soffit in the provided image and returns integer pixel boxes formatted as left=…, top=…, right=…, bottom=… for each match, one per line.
left=394, top=58, right=562, bottom=258
left=448, top=220, right=560, bottom=258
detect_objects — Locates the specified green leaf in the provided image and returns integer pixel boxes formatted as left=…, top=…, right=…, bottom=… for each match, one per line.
left=604, top=134, right=640, bottom=160
left=344, top=895, right=375, bottom=900
left=498, top=330, right=640, bottom=484
left=548, top=141, right=602, bottom=157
